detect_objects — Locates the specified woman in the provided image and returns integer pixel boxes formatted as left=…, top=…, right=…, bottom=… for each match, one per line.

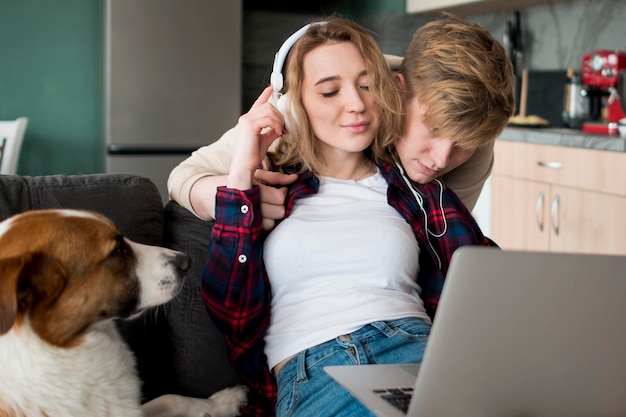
left=202, top=18, right=496, bottom=417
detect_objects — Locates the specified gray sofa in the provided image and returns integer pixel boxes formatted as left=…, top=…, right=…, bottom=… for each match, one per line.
left=0, top=173, right=239, bottom=402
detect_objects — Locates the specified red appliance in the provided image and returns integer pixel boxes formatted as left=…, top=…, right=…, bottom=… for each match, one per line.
left=581, top=50, right=626, bottom=135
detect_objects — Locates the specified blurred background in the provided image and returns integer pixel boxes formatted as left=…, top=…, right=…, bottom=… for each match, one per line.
left=0, top=0, right=624, bottom=200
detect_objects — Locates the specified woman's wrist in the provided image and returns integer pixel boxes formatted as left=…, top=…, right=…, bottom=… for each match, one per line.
left=227, top=168, right=255, bottom=190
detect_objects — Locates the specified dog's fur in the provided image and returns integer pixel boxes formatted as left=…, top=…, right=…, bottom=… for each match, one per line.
left=0, top=209, right=246, bottom=417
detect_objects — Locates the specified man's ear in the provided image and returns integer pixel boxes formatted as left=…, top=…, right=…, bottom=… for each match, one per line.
left=395, top=72, right=407, bottom=90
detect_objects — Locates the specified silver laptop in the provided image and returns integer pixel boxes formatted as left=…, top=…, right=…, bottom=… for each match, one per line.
left=325, top=247, right=626, bottom=417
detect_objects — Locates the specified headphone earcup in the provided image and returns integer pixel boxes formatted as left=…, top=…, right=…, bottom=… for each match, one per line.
left=274, top=93, right=297, bottom=133
left=269, top=22, right=327, bottom=134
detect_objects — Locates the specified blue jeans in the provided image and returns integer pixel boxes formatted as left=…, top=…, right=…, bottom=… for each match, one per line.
left=275, top=317, right=431, bottom=417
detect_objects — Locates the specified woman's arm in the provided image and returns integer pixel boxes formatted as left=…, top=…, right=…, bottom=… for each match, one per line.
left=201, top=186, right=269, bottom=343
left=201, top=185, right=276, bottom=414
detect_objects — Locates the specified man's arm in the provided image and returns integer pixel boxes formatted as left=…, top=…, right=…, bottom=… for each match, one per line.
left=187, top=174, right=229, bottom=220
left=183, top=170, right=296, bottom=229
left=167, top=126, right=239, bottom=218
left=170, top=125, right=494, bottom=219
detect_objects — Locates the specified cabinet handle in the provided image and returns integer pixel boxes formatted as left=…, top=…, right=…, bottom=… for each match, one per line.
left=551, top=194, right=560, bottom=236
left=535, top=191, right=545, bottom=232
left=537, top=161, right=563, bottom=169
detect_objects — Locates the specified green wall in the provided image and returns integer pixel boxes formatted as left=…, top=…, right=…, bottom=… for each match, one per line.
left=0, top=0, right=103, bottom=175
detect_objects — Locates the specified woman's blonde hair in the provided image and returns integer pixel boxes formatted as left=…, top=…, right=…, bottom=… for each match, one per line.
left=399, top=13, right=515, bottom=150
left=269, top=17, right=403, bottom=173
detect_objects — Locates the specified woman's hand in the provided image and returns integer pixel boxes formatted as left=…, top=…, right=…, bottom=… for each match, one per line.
left=253, top=169, right=298, bottom=230
left=228, top=86, right=286, bottom=190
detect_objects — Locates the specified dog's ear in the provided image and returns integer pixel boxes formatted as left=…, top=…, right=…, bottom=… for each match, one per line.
left=0, top=253, right=67, bottom=335
left=0, top=255, right=30, bottom=335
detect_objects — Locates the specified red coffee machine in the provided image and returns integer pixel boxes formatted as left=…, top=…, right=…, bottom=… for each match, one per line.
left=581, top=50, right=626, bottom=135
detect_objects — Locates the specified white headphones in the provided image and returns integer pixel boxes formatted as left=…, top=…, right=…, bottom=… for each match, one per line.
left=269, top=21, right=328, bottom=132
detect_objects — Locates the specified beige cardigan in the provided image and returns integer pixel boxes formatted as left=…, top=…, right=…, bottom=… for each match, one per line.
left=167, top=125, right=494, bottom=218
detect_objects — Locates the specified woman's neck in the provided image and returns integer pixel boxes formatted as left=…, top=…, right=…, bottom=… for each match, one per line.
left=317, top=155, right=375, bottom=181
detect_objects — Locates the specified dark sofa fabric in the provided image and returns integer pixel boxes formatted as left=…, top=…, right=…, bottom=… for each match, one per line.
left=163, top=201, right=239, bottom=398
left=0, top=174, right=164, bottom=245
left=0, top=173, right=237, bottom=403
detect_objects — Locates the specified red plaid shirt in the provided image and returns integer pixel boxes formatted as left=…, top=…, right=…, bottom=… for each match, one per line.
left=201, top=163, right=497, bottom=416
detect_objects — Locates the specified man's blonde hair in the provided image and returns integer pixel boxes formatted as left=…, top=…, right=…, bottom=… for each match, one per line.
left=269, top=17, right=403, bottom=174
left=400, top=13, right=515, bottom=149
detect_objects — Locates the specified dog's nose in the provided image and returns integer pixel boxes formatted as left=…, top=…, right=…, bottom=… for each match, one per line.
left=175, top=252, right=191, bottom=273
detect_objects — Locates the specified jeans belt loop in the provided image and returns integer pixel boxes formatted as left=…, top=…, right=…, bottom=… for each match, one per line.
left=296, top=350, right=308, bottom=382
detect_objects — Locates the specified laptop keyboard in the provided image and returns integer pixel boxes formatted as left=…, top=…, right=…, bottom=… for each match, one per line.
left=373, top=387, right=414, bottom=413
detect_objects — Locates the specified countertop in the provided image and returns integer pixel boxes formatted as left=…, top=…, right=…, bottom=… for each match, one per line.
left=499, top=126, right=626, bottom=152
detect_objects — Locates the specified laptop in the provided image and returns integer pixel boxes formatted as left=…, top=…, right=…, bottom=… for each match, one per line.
left=325, top=247, right=626, bottom=417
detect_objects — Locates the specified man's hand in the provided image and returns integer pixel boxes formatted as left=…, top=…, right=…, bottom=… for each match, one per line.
left=254, top=169, right=298, bottom=230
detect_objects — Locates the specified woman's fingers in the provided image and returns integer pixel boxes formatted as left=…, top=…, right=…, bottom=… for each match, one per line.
left=254, top=170, right=298, bottom=186
left=250, top=85, right=275, bottom=110
left=239, top=89, right=285, bottom=139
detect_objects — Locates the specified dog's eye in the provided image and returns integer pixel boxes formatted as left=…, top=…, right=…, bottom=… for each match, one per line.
left=111, top=236, right=130, bottom=258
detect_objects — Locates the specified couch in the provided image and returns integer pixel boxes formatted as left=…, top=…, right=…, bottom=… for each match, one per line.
left=0, top=173, right=239, bottom=402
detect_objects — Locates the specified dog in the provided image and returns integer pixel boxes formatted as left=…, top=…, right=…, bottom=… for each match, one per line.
left=0, top=209, right=247, bottom=417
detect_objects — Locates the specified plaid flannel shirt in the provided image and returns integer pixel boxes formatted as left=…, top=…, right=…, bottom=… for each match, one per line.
left=201, top=162, right=497, bottom=416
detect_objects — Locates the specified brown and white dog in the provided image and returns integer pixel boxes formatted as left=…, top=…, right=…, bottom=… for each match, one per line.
left=0, top=209, right=247, bottom=417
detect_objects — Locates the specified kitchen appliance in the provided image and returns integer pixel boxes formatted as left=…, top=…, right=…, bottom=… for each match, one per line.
left=620, top=71, right=626, bottom=117
left=580, top=50, right=626, bottom=135
left=105, top=0, right=241, bottom=202
left=562, top=68, right=601, bottom=129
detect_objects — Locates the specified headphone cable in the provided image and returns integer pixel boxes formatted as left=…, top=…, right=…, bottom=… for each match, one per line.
left=394, top=158, right=448, bottom=269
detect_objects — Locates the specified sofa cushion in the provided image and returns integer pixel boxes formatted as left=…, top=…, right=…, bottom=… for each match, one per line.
left=0, top=173, right=163, bottom=245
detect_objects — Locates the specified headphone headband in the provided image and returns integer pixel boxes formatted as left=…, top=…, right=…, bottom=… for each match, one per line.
left=270, top=21, right=328, bottom=95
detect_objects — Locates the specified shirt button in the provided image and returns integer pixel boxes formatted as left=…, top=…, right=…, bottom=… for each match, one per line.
left=238, top=254, right=247, bottom=263
left=240, top=204, right=249, bottom=214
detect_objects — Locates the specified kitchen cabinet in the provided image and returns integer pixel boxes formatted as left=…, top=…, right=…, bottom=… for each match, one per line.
left=490, top=140, right=626, bottom=255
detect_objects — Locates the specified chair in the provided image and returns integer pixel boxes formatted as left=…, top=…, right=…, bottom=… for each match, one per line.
left=0, top=117, right=28, bottom=175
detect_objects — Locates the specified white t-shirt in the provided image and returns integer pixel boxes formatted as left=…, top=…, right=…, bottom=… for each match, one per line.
left=263, top=169, right=429, bottom=370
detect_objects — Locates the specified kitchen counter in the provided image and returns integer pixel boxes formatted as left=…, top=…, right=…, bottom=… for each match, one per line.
left=499, top=126, right=626, bottom=152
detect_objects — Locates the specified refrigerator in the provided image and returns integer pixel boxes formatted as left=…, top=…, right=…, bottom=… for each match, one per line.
left=105, top=0, right=242, bottom=202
